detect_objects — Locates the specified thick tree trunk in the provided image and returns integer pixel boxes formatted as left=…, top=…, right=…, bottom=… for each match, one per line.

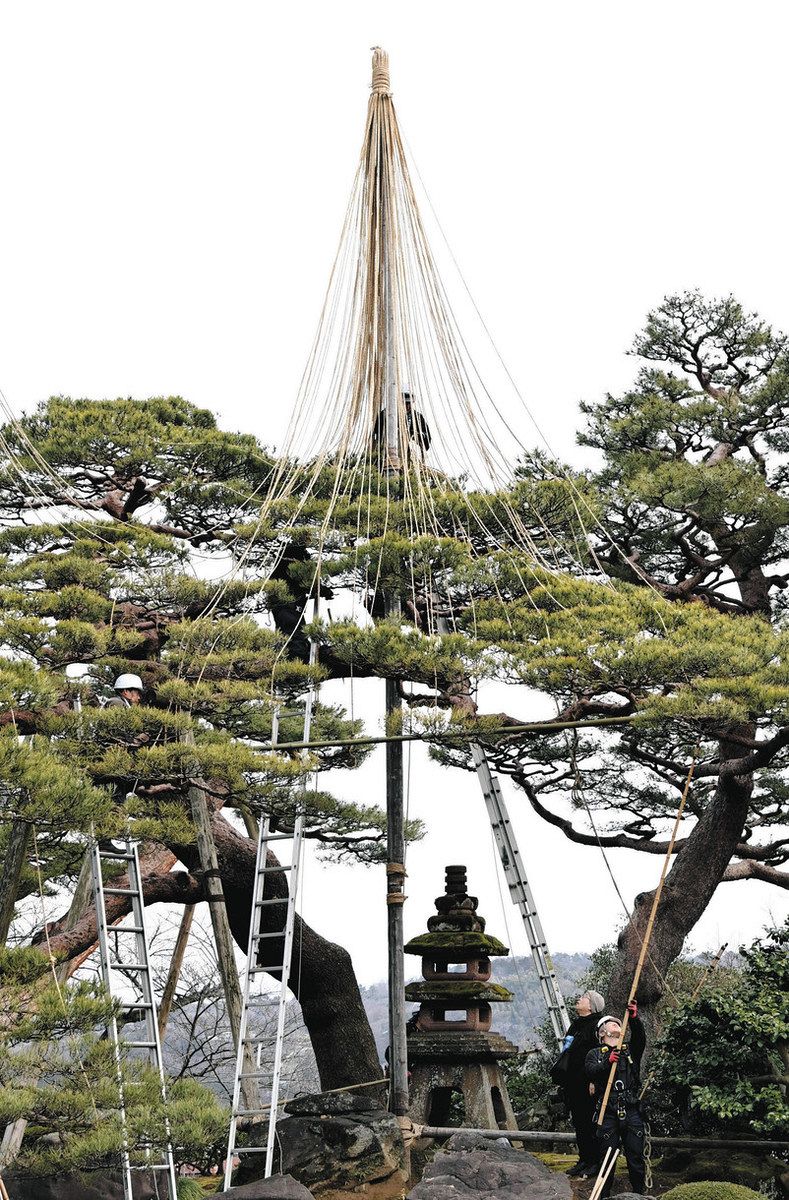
left=40, top=816, right=382, bottom=1094
left=0, top=820, right=30, bottom=944
left=607, top=732, right=753, bottom=1028
left=172, top=812, right=383, bottom=1092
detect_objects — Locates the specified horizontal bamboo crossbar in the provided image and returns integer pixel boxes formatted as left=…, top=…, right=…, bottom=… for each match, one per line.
left=266, top=714, right=634, bottom=752
left=415, top=1126, right=789, bottom=1152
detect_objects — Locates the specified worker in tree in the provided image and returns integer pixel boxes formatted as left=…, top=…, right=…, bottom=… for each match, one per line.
left=371, top=390, right=432, bottom=466
left=554, top=989, right=606, bottom=1179
left=585, top=1004, right=647, bottom=1195
left=105, top=673, right=144, bottom=708
left=103, top=676, right=148, bottom=748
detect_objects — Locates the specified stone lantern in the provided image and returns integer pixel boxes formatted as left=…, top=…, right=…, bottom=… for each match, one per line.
left=404, top=864, right=518, bottom=1129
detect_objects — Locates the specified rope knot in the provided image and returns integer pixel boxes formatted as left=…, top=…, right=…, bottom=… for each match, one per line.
left=371, top=46, right=391, bottom=94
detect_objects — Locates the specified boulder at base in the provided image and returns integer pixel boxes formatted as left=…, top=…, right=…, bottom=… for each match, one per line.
left=237, top=1091, right=404, bottom=1194
left=407, top=1132, right=572, bottom=1200
left=0, top=1171, right=158, bottom=1200
left=211, top=1174, right=316, bottom=1199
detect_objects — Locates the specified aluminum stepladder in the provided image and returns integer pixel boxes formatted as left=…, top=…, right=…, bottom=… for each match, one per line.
left=90, top=836, right=178, bottom=1200
left=470, top=743, right=570, bottom=1044
left=224, top=652, right=317, bottom=1188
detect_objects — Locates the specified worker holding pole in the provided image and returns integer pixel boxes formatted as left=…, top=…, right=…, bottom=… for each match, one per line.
left=585, top=1003, right=647, bottom=1196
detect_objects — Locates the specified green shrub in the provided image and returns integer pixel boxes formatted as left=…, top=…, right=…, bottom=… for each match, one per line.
left=176, top=1180, right=206, bottom=1200
left=662, top=1183, right=764, bottom=1200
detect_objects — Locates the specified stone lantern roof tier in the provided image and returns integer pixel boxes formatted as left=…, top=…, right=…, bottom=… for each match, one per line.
left=406, top=1030, right=520, bottom=1062
left=403, top=931, right=509, bottom=956
left=404, top=980, right=513, bottom=1003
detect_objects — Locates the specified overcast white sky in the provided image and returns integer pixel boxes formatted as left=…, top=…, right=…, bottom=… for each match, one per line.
left=1, top=2, right=788, bottom=988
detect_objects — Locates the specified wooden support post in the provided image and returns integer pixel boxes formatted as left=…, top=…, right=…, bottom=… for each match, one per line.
left=185, top=768, right=259, bottom=1112
left=157, top=904, right=195, bottom=1040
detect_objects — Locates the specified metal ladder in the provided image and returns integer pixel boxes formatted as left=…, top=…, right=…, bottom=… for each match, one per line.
left=225, top=671, right=316, bottom=1188
left=470, top=743, right=570, bottom=1043
left=90, top=836, right=178, bottom=1200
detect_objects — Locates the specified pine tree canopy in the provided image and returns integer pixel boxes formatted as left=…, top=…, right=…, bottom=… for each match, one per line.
left=0, top=292, right=787, bottom=1134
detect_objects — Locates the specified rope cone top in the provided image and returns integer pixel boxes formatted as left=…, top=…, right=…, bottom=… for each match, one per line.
left=371, top=46, right=391, bottom=94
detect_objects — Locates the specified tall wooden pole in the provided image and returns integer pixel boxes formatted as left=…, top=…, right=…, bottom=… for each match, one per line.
left=181, top=735, right=259, bottom=1112
left=186, top=778, right=259, bottom=1112
left=374, top=46, right=409, bottom=1118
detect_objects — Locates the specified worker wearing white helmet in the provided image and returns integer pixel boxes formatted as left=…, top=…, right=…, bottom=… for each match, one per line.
left=106, top=673, right=144, bottom=708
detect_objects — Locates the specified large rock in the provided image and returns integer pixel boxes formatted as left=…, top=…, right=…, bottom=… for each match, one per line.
left=407, top=1131, right=572, bottom=1200
left=212, top=1175, right=316, bottom=1199
left=238, top=1099, right=405, bottom=1194
left=0, top=1171, right=158, bottom=1199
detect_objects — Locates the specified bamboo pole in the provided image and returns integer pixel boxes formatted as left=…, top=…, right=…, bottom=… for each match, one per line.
left=264, top=713, right=634, bottom=753
left=182, top=735, right=259, bottom=1113
left=413, top=1127, right=789, bottom=1151
left=186, top=775, right=259, bottom=1112
left=595, top=748, right=699, bottom=1128
left=157, top=903, right=196, bottom=1040
left=589, top=1147, right=618, bottom=1200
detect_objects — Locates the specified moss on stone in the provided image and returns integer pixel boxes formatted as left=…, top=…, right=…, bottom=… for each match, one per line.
left=403, top=931, right=509, bottom=956
left=404, top=980, right=513, bottom=1003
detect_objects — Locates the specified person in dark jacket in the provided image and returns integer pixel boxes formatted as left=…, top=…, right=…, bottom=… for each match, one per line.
left=585, top=1003, right=646, bottom=1196
left=561, top=989, right=606, bottom=1178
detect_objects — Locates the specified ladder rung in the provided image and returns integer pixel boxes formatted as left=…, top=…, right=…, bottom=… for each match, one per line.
left=239, top=1070, right=273, bottom=1079
left=99, top=850, right=136, bottom=860
left=111, top=925, right=146, bottom=934
left=251, top=931, right=286, bottom=941
left=260, top=865, right=293, bottom=873
left=233, top=1146, right=272, bottom=1154
left=248, top=965, right=284, bottom=975
left=104, top=887, right=140, bottom=896
left=256, top=897, right=287, bottom=907
left=118, top=963, right=149, bottom=972
left=263, top=832, right=296, bottom=841
left=125, top=1040, right=158, bottom=1049
left=122, top=1001, right=154, bottom=1011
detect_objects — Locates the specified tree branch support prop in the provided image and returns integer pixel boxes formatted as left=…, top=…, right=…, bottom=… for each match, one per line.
left=157, top=903, right=196, bottom=1041
left=183, top=737, right=259, bottom=1112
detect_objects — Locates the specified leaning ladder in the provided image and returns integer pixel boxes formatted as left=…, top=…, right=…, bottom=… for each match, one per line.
left=470, top=743, right=570, bottom=1044
left=225, top=664, right=317, bottom=1187
left=90, top=837, right=179, bottom=1200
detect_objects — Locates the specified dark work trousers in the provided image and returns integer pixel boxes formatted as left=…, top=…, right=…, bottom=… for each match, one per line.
left=568, top=1087, right=599, bottom=1165
left=596, top=1105, right=646, bottom=1195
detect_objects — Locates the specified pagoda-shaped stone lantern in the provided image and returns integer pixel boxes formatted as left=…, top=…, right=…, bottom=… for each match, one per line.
left=404, top=864, right=518, bottom=1129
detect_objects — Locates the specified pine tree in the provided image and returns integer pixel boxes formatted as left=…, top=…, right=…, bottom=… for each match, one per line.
left=0, top=396, right=398, bottom=1108
left=1, top=328, right=788, bottom=1134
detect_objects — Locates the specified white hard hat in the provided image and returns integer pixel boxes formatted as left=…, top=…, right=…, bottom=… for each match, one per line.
left=114, top=673, right=144, bottom=692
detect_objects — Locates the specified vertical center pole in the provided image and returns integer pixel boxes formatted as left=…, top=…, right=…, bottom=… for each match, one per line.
left=385, top=671, right=408, bottom=1116
left=375, top=46, right=409, bottom=1119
